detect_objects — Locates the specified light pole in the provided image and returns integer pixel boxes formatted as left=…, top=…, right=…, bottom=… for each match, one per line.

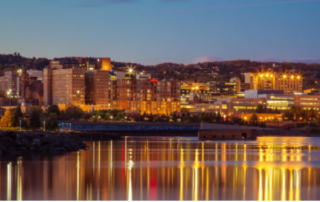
left=18, top=117, right=23, bottom=131
left=77, top=90, right=80, bottom=106
left=7, top=89, right=12, bottom=107
left=41, top=117, right=46, bottom=131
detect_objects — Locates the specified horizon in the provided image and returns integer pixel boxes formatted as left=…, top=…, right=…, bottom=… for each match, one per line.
left=1, top=52, right=320, bottom=66
left=1, top=0, right=320, bottom=65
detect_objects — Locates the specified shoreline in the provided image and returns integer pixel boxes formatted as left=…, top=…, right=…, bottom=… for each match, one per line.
left=0, top=131, right=122, bottom=157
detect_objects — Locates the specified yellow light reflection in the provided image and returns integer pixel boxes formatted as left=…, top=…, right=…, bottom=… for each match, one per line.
left=7, top=162, right=12, bottom=201
left=17, top=158, right=22, bottom=201
left=77, top=151, right=80, bottom=201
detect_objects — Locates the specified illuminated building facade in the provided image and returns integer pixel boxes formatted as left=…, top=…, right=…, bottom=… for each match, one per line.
left=110, top=79, right=180, bottom=114
left=209, top=81, right=237, bottom=94
left=49, top=57, right=112, bottom=71
left=244, top=71, right=303, bottom=94
left=51, top=69, right=85, bottom=106
left=181, top=81, right=237, bottom=104
left=294, top=94, right=320, bottom=111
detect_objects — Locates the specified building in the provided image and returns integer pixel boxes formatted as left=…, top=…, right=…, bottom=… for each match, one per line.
left=110, top=70, right=126, bottom=81
left=136, top=72, right=151, bottom=80
left=27, top=69, right=43, bottom=81
left=49, top=57, right=112, bottom=71
left=44, top=57, right=112, bottom=108
left=43, top=68, right=85, bottom=107
left=0, top=71, right=20, bottom=98
left=304, top=88, right=320, bottom=95
left=209, top=81, right=237, bottom=94
left=294, top=94, right=320, bottom=111
left=244, top=71, right=303, bottom=94
left=181, top=81, right=237, bottom=104
left=230, top=77, right=241, bottom=93
left=85, top=70, right=109, bottom=109
left=110, top=79, right=181, bottom=115
left=52, top=69, right=85, bottom=106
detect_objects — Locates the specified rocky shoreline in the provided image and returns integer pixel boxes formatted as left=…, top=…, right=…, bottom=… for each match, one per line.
left=0, top=131, right=122, bottom=156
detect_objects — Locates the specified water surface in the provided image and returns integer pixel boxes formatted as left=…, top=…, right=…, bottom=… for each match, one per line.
left=1, top=136, right=320, bottom=200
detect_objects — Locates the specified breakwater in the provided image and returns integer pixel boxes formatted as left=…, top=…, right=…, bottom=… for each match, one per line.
left=0, top=131, right=121, bottom=156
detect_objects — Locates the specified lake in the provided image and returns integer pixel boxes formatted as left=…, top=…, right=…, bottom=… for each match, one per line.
left=1, top=136, right=320, bottom=200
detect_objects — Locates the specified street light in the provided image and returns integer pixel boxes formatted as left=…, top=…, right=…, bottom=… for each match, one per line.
left=41, top=116, right=46, bottom=131
left=7, top=89, right=12, bottom=107
left=18, top=117, right=23, bottom=131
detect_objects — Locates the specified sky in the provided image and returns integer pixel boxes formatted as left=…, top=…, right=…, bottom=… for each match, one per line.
left=0, top=0, right=320, bottom=65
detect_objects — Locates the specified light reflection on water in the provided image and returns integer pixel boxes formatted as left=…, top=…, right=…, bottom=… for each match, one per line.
left=1, top=136, right=320, bottom=200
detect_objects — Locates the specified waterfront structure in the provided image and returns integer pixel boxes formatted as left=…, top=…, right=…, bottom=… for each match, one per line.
left=110, top=79, right=180, bottom=115
left=244, top=71, right=303, bottom=94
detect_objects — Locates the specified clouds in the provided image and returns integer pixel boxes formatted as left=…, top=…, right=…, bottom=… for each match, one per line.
left=192, top=56, right=222, bottom=64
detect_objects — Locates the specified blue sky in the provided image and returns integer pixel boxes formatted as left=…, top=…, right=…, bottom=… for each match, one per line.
left=0, top=0, right=320, bottom=65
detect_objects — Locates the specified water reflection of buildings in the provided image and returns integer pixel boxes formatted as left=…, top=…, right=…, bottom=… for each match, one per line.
left=1, top=137, right=320, bottom=200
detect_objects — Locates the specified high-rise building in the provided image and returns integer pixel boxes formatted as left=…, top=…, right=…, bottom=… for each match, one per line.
left=51, top=69, right=85, bottom=106
left=85, top=70, right=109, bottom=109
left=44, top=57, right=112, bottom=108
left=110, top=79, right=180, bottom=115
left=244, top=71, right=303, bottom=94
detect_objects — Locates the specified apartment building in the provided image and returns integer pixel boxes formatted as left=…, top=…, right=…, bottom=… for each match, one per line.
left=110, top=79, right=180, bottom=115
left=85, top=70, right=109, bottom=109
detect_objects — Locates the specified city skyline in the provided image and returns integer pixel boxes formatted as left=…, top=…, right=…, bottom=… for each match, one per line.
left=0, top=0, right=320, bottom=65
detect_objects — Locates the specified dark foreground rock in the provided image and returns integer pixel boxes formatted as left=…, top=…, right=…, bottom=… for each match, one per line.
left=0, top=131, right=121, bottom=156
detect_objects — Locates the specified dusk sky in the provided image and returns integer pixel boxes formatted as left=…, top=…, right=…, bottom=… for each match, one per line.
left=1, top=0, right=320, bottom=65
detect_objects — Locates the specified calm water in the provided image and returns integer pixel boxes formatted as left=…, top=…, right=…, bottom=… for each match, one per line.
left=1, top=136, right=320, bottom=200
